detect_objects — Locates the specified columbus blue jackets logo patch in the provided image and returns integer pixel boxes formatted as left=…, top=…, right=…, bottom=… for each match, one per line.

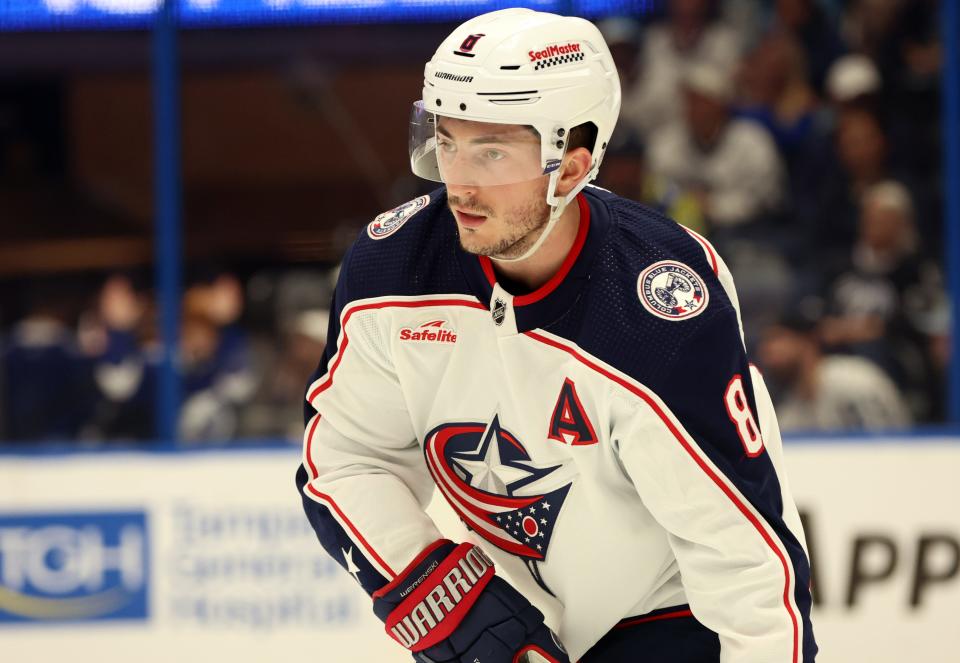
left=637, top=260, right=709, bottom=321
left=367, top=195, right=429, bottom=240
left=424, top=415, right=571, bottom=595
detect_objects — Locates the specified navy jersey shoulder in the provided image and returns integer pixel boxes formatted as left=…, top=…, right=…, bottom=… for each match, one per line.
left=339, top=187, right=469, bottom=304
left=556, top=186, right=740, bottom=392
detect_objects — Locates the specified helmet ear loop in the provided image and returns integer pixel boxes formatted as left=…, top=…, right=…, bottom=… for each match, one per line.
left=546, top=170, right=567, bottom=222
left=547, top=152, right=596, bottom=221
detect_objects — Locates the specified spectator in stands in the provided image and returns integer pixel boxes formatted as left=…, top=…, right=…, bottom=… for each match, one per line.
left=621, top=0, right=742, bottom=140
left=774, top=0, right=846, bottom=95
left=842, top=0, right=941, bottom=183
left=239, top=267, right=338, bottom=440
left=82, top=274, right=155, bottom=440
left=843, top=0, right=940, bottom=83
left=1, top=284, right=93, bottom=441
left=647, top=62, right=785, bottom=232
left=758, top=310, right=911, bottom=432
left=825, top=53, right=882, bottom=109
left=82, top=270, right=257, bottom=442
left=178, top=274, right=257, bottom=442
left=819, top=181, right=945, bottom=420
left=599, top=135, right=711, bottom=236
left=795, top=106, right=924, bottom=266
left=240, top=309, right=329, bottom=441
left=737, top=29, right=825, bottom=165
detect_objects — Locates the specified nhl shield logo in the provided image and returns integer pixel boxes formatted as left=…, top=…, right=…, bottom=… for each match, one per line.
left=492, top=297, right=507, bottom=326
left=638, top=260, right=709, bottom=321
left=367, top=195, right=429, bottom=240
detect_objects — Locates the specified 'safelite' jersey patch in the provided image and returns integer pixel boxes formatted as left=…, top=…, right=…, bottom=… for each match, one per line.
left=367, top=195, right=430, bottom=240
left=637, top=260, right=709, bottom=321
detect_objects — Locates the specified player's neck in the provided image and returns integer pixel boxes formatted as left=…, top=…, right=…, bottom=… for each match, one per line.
left=491, top=201, right=581, bottom=292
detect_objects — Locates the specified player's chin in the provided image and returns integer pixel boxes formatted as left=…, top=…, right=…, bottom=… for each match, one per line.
left=457, top=233, right=497, bottom=257
left=458, top=241, right=494, bottom=257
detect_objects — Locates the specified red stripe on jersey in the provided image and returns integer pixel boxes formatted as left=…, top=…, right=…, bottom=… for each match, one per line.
left=683, top=227, right=719, bottom=276
left=308, top=298, right=486, bottom=402
left=477, top=192, right=591, bottom=306
left=524, top=331, right=800, bottom=663
left=305, top=483, right=397, bottom=578
left=512, top=645, right=563, bottom=663
left=615, top=608, right=694, bottom=629
left=304, top=412, right=322, bottom=479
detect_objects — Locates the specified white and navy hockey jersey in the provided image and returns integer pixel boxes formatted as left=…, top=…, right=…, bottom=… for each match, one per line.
left=296, top=185, right=817, bottom=662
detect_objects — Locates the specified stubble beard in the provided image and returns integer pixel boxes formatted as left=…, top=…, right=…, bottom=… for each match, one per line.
left=451, top=189, right=551, bottom=260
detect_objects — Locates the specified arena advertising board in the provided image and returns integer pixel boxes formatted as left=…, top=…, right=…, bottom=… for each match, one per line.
left=784, top=440, right=960, bottom=661
left=0, top=511, right=148, bottom=623
left=0, top=0, right=645, bottom=31
left=0, top=440, right=957, bottom=662
left=0, top=450, right=406, bottom=662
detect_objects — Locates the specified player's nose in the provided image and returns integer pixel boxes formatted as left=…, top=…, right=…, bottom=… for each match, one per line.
left=446, top=181, right=479, bottom=200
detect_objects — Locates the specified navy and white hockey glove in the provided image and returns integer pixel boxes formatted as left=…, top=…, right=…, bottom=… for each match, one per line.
left=372, top=539, right=569, bottom=663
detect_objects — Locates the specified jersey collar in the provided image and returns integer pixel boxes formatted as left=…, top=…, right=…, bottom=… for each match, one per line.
left=455, top=189, right=611, bottom=333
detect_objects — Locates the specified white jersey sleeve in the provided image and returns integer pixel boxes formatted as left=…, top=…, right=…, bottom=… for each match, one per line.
left=297, top=265, right=444, bottom=594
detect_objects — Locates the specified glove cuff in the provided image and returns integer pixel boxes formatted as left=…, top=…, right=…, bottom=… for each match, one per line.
left=512, top=644, right=567, bottom=663
left=373, top=540, right=496, bottom=652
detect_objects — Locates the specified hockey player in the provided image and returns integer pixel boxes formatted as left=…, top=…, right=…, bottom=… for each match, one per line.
left=296, top=8, right=817, bottom=663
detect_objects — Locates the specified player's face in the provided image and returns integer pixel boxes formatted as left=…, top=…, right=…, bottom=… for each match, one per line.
left=437, top=117, right=552, bottom=260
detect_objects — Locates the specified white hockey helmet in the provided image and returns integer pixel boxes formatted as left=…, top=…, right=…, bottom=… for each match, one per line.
left=410, top=8, right=621, bottom=213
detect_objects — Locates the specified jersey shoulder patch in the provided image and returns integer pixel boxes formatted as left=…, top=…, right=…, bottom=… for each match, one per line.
left=367, top=195, right=430, bottom=240
left=637, top=260, right=709, bottom=322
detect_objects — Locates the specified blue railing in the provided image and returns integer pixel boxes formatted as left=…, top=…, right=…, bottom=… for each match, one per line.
left=944, top=0, right=960, bottom=421
left=153, top=0, right=182, bottom=445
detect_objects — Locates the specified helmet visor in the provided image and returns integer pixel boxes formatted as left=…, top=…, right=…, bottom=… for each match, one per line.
left=409, top=100, right=556, bottom=187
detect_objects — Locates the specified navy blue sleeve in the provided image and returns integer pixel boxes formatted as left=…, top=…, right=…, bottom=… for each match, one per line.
left=654, top=308, right=817, bottom=661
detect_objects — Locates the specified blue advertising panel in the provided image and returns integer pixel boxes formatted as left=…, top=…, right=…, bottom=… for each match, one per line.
left=0, top=511, right=149, bottom=623
left=0, top=0, right=655, bottom=31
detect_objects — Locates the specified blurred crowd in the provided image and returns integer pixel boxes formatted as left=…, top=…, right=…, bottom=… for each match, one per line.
left=0, top=269, right=335, bottom=443
left=0, top=0, right=950, bottom=442
left=595, top=0, right=946, bottom=432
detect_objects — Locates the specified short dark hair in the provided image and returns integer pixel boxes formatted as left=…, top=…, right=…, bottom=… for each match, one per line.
left=567, top=121, right=598, bottom=154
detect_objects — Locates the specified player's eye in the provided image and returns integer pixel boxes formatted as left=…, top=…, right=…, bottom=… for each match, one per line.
left=437, top=138, right=456, bottom=154
left=484, top=149, right=506, bottom=162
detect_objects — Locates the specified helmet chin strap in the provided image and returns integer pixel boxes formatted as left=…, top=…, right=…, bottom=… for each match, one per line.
left=490, top=174, right=585, bottom=264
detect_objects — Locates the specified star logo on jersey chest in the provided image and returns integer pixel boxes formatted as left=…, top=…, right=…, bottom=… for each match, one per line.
left=423, top=415, right=571, bottom=567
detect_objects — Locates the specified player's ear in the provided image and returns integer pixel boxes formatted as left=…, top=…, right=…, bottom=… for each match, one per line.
left=554, top=147, right=592, bottom=197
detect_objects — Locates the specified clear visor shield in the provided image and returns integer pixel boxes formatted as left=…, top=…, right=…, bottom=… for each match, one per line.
left=409, top=100, right=559, bottom=187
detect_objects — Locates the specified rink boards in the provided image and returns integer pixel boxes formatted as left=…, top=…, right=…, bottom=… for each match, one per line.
left=0, top=439, right=957, bottom=662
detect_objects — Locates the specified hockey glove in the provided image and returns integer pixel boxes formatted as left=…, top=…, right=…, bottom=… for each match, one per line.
left=372, top=539, right=569, bottom=663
